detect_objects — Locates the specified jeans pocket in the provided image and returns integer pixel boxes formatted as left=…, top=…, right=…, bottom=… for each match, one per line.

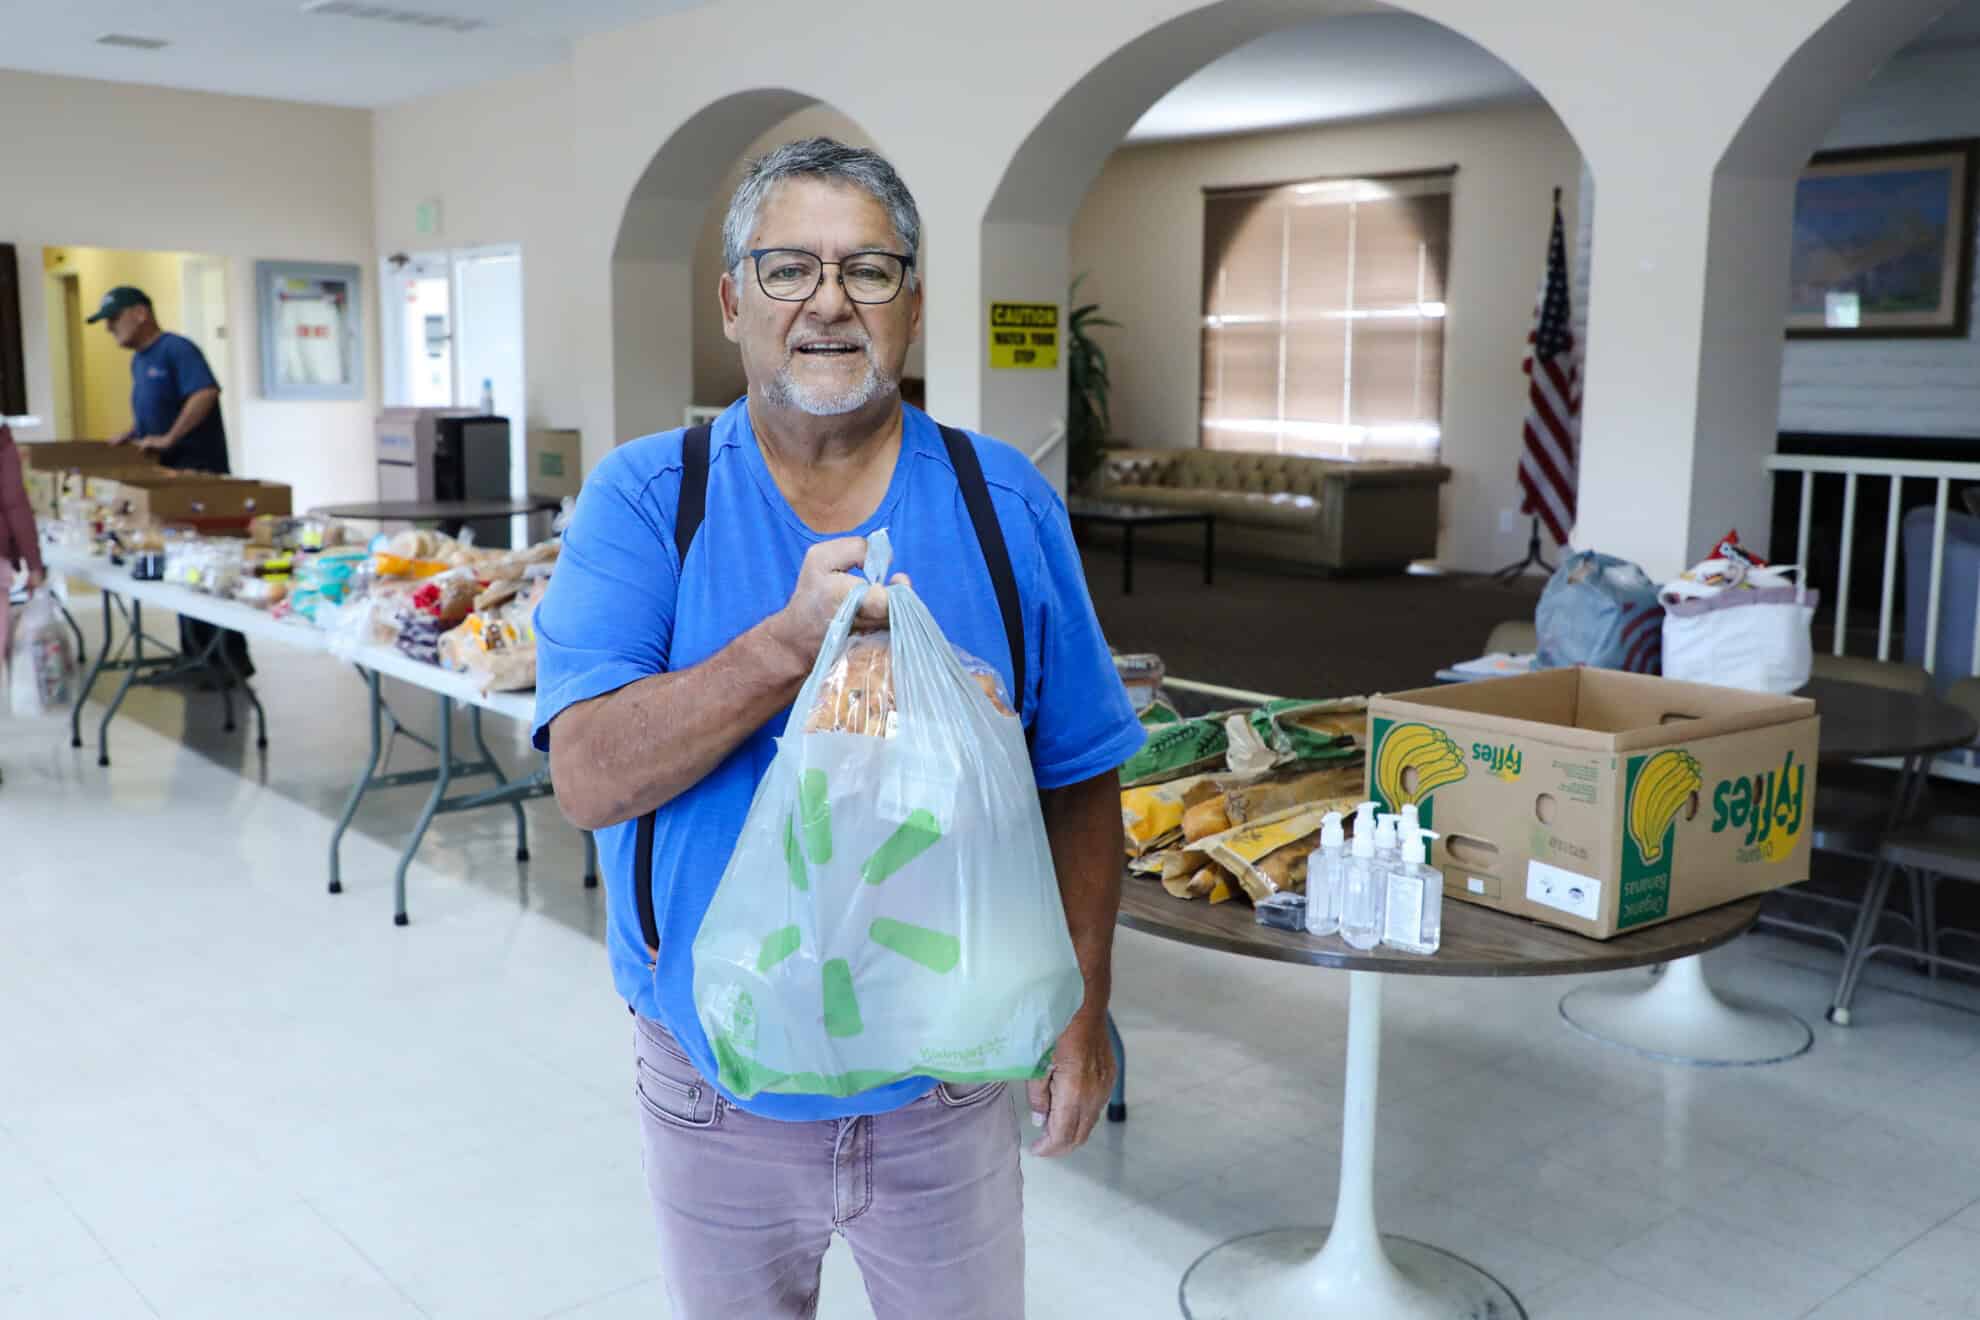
left=934, top=1080, right=1007, bottom=1110
left=633, top=1019, right=722, bottom=1130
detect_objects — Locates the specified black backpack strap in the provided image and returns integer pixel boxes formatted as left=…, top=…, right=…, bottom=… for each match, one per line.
left=635, top=423, right=712, bottom=966
left=674, top=424, right=711, bottom=569
left=939, top=425, right=1025, bottom=721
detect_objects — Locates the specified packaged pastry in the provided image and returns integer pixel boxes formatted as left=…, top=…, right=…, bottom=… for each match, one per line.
left=802, top=633, right=1013, bottom=737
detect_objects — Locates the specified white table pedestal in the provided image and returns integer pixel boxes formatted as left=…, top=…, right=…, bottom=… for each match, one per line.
left=1179, top=972, right=1523, bottom=1319
left=1558, top=954, right=1812, bottom=1067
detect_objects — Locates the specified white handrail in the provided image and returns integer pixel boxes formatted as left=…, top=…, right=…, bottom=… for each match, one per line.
left=1766, top=453, right=1980, bottom=674
left=1029, top=420, right=1066, bottom=468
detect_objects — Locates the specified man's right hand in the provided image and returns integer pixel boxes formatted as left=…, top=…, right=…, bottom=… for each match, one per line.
left=108, top=430, right=135, bottom=447
left=768, top=537, right=902, bottom=665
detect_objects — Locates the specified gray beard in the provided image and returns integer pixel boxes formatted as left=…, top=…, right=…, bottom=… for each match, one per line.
left=764, top=352, right=895, bottom=417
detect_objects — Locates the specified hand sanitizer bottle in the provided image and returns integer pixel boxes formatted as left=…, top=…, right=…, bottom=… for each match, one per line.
left=1382, top=828, right=1443, bottom=955
left=1340, top=805, right=1385, bottom=950
left=1374, top=813, right=1402, bottom=872
left=1305, top=812, right=1347, bottom=936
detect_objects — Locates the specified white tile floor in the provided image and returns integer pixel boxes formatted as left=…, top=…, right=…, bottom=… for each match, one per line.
left=6, top=610, right=1980, bottom=1319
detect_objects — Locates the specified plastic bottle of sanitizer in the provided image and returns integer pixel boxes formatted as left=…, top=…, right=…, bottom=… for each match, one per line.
left=1305, top=811, right=1347, bottom=936
left=1382, top=828, right=1444, bottom=955
left=1340, top=803, right=1385, bottom=950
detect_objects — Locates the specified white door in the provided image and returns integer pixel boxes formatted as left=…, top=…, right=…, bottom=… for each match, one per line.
left=450, top=245, right=526, bottom=538
left=382, top=252, right=454, bottom=408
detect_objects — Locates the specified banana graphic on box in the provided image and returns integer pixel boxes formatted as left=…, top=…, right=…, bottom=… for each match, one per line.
left=1627, top=749, right=1703, bottom=863
left=1375, top=723, right=1467, bottom=808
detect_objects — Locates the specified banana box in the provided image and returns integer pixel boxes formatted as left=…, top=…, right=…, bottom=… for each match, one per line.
left=1367, top=669, right=1819, bottom=939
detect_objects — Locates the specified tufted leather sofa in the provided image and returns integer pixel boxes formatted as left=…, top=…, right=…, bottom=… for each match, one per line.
left=1098, top=447, right=1451, bottom=574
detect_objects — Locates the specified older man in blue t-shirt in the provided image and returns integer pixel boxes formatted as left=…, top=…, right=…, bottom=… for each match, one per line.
left=534, top=139, right=1142, bottom=1319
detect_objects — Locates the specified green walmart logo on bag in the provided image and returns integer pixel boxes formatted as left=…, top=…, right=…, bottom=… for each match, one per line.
left=1470, top=740, right=1523, bottom=781
left=1710, top=750, right=1805, bottom=864
left=756, top=771, right=957, bottom=1042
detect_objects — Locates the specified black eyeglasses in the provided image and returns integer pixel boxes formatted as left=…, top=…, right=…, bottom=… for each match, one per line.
left=749, top=248, right=914, bottom=305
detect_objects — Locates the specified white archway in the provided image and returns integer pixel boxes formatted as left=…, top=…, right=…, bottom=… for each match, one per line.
left=975, top=0, right=1593, bottom=562
left=606, top=87, right=890, bottom=448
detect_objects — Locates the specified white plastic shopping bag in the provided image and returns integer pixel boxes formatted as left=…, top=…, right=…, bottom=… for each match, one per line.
left=1660, top=557, right=1817, bottom=694
left=692, top=530, right=1084, bottom=1099
left=9, top=590, right=79, bottom=721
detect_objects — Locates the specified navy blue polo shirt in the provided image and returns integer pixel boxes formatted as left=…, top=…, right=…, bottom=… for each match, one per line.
left=132, top=332, right=228, bottom=473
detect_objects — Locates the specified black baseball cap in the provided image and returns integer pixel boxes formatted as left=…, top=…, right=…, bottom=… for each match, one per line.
left=86, top=286, right=152, bottom=323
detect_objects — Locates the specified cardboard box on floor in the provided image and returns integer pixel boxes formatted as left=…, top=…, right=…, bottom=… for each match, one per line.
left=525, top=428, right=582, bottom=500
left=1368, top=669, right=1819, bottom=939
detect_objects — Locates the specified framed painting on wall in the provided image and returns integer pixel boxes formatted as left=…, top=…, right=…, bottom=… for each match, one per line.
left=1787, top=138, right=1977, bottom=339
left=256, top=260, right=363, bottom=399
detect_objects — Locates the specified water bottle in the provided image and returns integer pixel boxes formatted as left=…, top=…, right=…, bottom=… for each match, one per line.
left=479, top=377, right=495, bottom=415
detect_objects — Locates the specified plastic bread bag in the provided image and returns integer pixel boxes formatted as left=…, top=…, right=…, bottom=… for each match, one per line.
left=692, top=529, right=1083, bottom=1100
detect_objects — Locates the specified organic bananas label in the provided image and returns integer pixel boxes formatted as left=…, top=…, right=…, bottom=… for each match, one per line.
left=1619, top=749, right=1703, bottom=929
left=1371, top=720, right=1469, bottom=827
left=1709, top=750, right=1806, bottom=864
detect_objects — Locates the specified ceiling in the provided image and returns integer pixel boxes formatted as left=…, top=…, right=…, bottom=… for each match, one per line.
left=1126, top=0, right=1980, bottom=145
left=0, top=0, right=1976, bottom=121
left=0, top=0, right=711, bottom=107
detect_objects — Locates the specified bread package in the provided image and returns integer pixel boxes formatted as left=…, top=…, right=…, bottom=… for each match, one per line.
left=803, top=634, right=1014, bottom=737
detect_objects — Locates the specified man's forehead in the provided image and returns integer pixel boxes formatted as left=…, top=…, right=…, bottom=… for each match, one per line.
left=753, top=178, right=898, bottom=245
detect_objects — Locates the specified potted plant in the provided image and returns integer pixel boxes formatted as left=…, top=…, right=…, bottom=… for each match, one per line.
left=1066, top=274, right=1119, bottom=493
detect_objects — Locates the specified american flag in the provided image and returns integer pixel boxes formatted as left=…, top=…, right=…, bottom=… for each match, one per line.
left=1519, top=193, right=1580, bottom=547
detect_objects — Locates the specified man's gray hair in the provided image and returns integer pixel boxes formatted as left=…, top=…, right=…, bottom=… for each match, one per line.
left=722, top=137, right=922, bottom=288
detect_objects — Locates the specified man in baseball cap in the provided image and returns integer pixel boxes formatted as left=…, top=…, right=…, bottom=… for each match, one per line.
left=96, top=283, right=251, bottom=679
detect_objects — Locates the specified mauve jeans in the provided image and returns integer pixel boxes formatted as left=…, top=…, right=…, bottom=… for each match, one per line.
left=632, top=1013, right=1026, bottom=1319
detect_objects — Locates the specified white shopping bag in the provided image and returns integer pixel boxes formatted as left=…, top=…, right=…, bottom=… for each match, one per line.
left=1660, top=558, right=1817, bottom=694
left=692, top=531, right=1083, bottom=1100
left=9, top=590, right=78, bottom=721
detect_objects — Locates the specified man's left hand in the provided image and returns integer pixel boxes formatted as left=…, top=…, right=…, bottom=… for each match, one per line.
left=1026, top=1013, right=1116, bottom=1157
left=136, top=435, right=173, bottom=452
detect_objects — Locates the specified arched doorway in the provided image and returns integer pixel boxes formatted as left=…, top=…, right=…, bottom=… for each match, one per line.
left=607, top=89, right=905, bottom=448
left=980, top=0, right=1590, bottom=575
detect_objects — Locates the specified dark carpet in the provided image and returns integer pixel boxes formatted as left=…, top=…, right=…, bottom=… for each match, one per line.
left=1076, top=543, right=1542, bottom=700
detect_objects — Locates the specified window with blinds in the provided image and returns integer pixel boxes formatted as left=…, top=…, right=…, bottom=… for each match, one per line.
left=1200, top=170, right=1452, bottom=462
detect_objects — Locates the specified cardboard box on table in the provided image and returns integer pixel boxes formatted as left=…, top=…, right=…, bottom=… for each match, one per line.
left=101, top=474, right=293, bottom=529
left=19, top=442, right=158, bottom=517
left=525, top=428, right=582, bottom=500
left=1367, top=669, right=1820, bottom=939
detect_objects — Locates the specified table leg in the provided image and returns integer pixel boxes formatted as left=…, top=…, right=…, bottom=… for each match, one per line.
left=471, top=706, right=530, bottom=862
left=97, top=599, right=148, bottom=768
left=328, top=668, right=384, bottom=896
left=583, top=831, right=600, bottom=890
left=1123, top=524, right=1135, bottom=596
left=1559, top=953, right=1812, bottom=1066
left=1179, top=971, right=1523, bottom=1319
left=393, top=692, right=454, bottom=927
left=1106, top=1011, right=1127, bottom=1123
left=71, top=591, right=116, bottom=750
left=1203, top=517, right=1215, bottom=586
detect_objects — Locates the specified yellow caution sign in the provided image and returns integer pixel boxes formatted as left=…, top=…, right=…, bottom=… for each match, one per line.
left=989, top=302, right=1059, bottom=369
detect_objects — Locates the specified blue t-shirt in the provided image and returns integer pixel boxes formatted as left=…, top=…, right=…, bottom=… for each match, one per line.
left=532, top=401, right=1144, bottom=1121
left=131, top=332, right=228, bottom=473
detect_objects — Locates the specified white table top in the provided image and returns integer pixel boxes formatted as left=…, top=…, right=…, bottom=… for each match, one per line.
left=47, top=550, right=538, bottom=724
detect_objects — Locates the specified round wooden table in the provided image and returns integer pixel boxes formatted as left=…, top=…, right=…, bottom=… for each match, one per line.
left=1558, top=677, right=1980, bottom=1057
left=1117, top=883, right=1761, bottom=1320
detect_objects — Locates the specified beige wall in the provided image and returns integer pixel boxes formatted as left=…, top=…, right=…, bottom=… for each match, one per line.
left=1070, top=102, right=1581, bottom=569
left=0, top=70, right=375, bottom=509
left=372, top=61, right=579, bottom=436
